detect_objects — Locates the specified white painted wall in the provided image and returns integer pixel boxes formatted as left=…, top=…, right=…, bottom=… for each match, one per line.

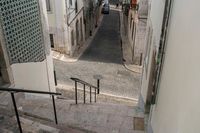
left=47, top=0, right=85, bottom=55
left=66, top=0, right=85, bottom=55
left=11, top=55, right=55, bottom=93
left=47, top=0, right=69, bottom=53
left=47, top=0, right=56, bottom=28
left=140, top=0, right=165, bottom=105
left=150, top=0, right=200, bottom=133
left=9, top=0, right=56, bottom=93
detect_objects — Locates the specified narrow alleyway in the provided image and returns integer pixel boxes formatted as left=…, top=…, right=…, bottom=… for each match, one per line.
left=54, top=9, right=141, bottom=99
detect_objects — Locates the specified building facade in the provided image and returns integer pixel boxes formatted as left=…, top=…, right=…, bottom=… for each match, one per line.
left=126, top=0, right=148, bottom=66
left=0, top=0, right=55, bottom=92
left=83, top=0, right=102, bottom=39
left=139, top=0, right=200, bottom=132
left=46, top=0, right=85, bottom=56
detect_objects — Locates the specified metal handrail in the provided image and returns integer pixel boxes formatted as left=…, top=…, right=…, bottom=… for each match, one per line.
left=0, top=87, right=61, bottom=95
left=70, top=77, right=101, bottom=104
left=70, top=77, right=98, bottom=89
left=0, top=87, right=61, bottom=133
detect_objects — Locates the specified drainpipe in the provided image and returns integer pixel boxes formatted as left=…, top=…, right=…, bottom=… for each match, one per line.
left=151, top=0, right=174, bottom=104
left=132, top=20, right=136, bottom=62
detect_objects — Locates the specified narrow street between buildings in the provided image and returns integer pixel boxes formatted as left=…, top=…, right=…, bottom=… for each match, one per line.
left=54, top=7, right=141, bottom=100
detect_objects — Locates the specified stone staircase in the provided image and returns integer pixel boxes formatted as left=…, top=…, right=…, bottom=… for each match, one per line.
left=0, top=107, right=91, bottom=133
left=0, top=92, right=145, bottom=133
left=56, top=86, right=138, bottom=107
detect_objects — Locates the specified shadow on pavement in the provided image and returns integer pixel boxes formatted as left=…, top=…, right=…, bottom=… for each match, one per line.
left=79, top=10, right=123, bottom=64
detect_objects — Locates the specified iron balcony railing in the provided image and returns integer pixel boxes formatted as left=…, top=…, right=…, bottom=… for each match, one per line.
left=70, top=77, right=101, bottom=104
left=0, top=87, right=61, bottom=133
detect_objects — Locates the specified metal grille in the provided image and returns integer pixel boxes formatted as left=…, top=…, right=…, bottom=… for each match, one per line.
left=0, top=0, right=45, bottom=64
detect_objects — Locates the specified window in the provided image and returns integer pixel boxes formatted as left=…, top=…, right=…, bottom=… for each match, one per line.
left=80, top=17, right=83, bottom=41
left=46, top=0, right=51, bottom=12
left=69, top=0, right=72, bottom=6
left=76, top=20, right=79, bottom=45
left=75, top=0, right=78, bottom=13
left=50, top=34, right=54, bottom=48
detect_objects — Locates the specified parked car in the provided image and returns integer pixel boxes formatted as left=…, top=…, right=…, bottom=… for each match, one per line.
left=102, top=4, right=110, bottom=14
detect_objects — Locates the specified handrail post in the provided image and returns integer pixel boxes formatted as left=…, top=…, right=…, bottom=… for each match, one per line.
left=90, top=87, right=92, bottom=103
left=93, top=75, right=102, bottom=94
left=11, top=92, right=23, bottom=133
left=95, top=88, right=96, bottom=103
left=97, top=79, right=100, bottom=94
left=52, top=95, right=58, bottom=124
left=54, top=69, right=57, bottom=86
left=83, top=84, right=86, bottom=104
left=75, top=81, right=78, bottom=104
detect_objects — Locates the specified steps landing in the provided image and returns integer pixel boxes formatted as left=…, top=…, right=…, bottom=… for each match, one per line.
left=0, top=92, right=145, bottom=133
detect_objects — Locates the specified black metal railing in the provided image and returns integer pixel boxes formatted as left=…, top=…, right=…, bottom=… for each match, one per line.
left=0, top=87, right=61, bottom=133
left=70, top=77, right=101, bottom=104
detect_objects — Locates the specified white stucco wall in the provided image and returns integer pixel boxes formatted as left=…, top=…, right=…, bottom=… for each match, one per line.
left=10, top=0, right=56, bottom=93
left=67, top=0, right=85, bottom=55
left=140, top=0, right=165, bottom=105
left=11, top=54, right=55, bottom=93
left=47, top=0, right=69, bottom=53
left=47, top=0, right=56, bottom=28
left=46, top=0, right=85, bottom=54
left=150, top=0, right=200, bottom=133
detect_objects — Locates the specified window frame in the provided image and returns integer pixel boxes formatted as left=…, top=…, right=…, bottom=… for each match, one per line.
left=49, top=34, right=54, bottom=48
left=46, top=0, right=51, bottom=12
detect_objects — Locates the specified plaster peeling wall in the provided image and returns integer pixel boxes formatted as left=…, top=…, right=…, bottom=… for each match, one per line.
left=54, top=0, right=67, bottom=48
left=47, top=0, right=69, bottom=53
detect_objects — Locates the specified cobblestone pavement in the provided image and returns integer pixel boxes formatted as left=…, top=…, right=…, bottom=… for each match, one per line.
left=54, top=9, right=141, bottom=99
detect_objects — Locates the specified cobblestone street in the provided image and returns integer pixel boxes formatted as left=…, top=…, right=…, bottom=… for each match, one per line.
left=54, top=9, right=141, bottom=99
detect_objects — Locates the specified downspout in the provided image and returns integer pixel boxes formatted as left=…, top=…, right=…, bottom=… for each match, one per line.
left=65, top=0, right=71, bottom=55
left=132, top=20, right=136, bottom=62
left=151, top=0, right=174, bottom=104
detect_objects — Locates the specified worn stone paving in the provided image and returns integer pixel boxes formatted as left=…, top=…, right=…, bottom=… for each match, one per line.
left=16, top=98, right=145, bottom=133
left=0, top=107, right=87, bottom=133
left=54, top=9, right=141, bottom=100
left=0, top=92, right=145, bottom=133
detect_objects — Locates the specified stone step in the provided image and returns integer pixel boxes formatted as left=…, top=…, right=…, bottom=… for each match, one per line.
left=0, top=107, right=92, bottom=133
left=0, top=92, right=25, bottom=108
left=0, top=129, right=14, bottom=133
left=0, top=92, right=145, bottom=133
left=56, top=87, right=138, bottom=106
left=15, top=98, right=145, bottom=133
